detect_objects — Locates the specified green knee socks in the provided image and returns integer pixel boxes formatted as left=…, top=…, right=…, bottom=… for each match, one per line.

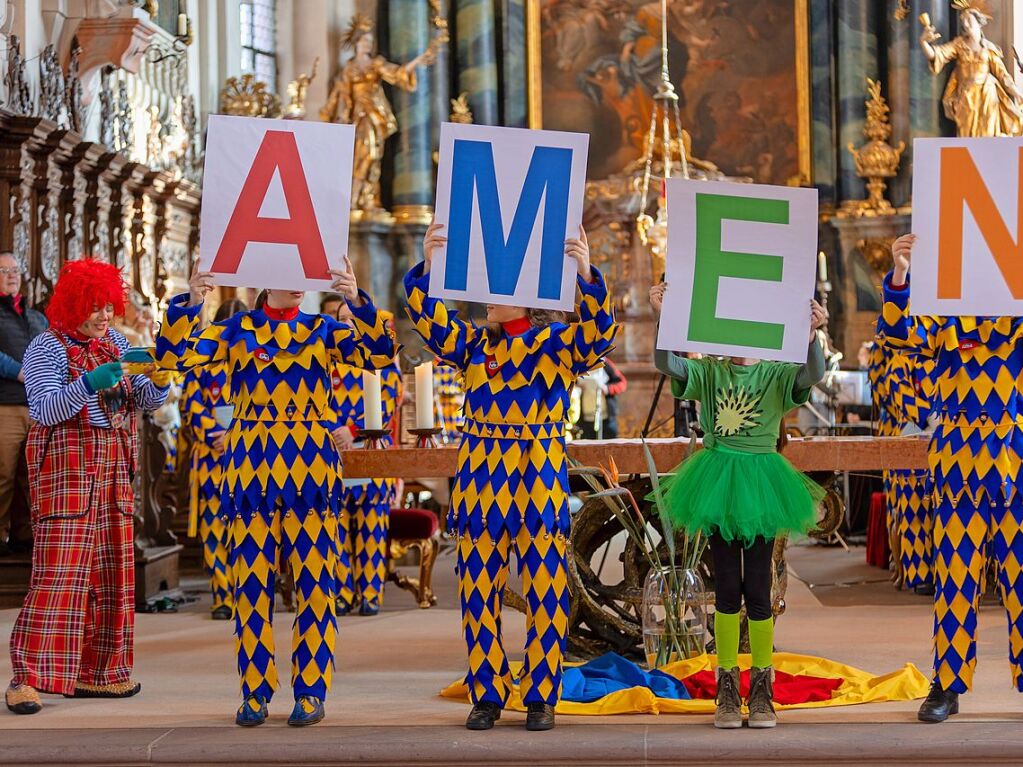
left=748, top=617, right=774, bottom=668
left=715, top=612, right=774, bottom=669
left=715, top=612, right=740, bottom=669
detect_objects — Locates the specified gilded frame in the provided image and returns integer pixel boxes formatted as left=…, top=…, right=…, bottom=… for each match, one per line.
left=526, top=0, right=813, bottom=186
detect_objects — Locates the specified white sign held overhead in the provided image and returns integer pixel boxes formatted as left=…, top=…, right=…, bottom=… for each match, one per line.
left=656, top=179, right=819, bottom=364
left=430, top=122, right=589, bottom=311
left=198, top=114, right=356, bottom=291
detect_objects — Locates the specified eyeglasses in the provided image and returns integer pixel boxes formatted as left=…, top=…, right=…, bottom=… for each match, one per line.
left=0, top=268, right=20, bottom=276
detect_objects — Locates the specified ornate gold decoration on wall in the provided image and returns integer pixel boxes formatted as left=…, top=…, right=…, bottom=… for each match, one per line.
left=219, top=74, right=281, bottom=118
left=839, top=79, right=905, bottom=218
left=450, top=92, right=473, bottom=124
left=283, top=58, right=318, bottom=119
left=894, top=0, right=910, bottom=21
left=858, top=237, right=897, bottom=278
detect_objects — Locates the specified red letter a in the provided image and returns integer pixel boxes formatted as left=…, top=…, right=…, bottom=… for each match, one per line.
left=211, top=130, right=330, bottom=279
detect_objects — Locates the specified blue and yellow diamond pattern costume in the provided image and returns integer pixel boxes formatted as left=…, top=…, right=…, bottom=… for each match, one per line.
left=182, top=364, right=234, bottom=613
left=878, top=273, right=1023, bottom=694
left=157, top=292, right=395, bottom=704
left=404, top=262, right=617, bottom=708
left=327, top=360, right=402, bottom=610
left=867, top=342, right=934, bottom=591
left=433, top=362, right=465, bottom=444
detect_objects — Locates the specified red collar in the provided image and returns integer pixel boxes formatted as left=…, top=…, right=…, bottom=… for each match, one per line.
left=0, top=293, right=23, bottom=315
left=501, top=317, right=532, bottom=337
left=263, top=305, right=300, bottom=321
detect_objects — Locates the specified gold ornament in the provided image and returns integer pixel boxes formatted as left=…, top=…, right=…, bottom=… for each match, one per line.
left=219, top=74, right=281, bottom=118
left=283, top=58, right=318, bottom=119
left=841, top=79, right=905, bottom=218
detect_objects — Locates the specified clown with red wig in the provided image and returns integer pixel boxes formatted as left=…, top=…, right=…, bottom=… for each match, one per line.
left=5, top=259, right=169, bottom=716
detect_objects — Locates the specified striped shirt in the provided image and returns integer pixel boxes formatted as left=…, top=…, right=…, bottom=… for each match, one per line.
left=23, top=328, right=168, bottom=428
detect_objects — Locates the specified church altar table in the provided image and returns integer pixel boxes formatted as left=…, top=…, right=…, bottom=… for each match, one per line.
left=339, top=436, right=929, bottom=479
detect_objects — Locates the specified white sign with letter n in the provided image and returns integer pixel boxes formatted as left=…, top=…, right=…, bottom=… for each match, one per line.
left=430, top=122, right=589, bottom=311
left=198, top=114, right=355, bottom=291
left=911, top=137, right=1023, bottom=316
left=656, top=179, right=819, bottom=364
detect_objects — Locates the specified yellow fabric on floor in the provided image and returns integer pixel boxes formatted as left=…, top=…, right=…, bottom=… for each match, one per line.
left=439, top=652, right=930, bottom=715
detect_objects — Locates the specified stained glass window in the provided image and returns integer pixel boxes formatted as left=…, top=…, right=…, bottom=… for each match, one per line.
left=240, top=0, right=277, bottom=91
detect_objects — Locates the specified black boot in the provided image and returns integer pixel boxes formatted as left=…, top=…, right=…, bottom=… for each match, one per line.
left=465, top=701, right=501, bottom=730
left=914, top=583, right=936, bottom=597
left=917, top=682, right=959, bottom=723
left=525, top=702, right=555, bottom=731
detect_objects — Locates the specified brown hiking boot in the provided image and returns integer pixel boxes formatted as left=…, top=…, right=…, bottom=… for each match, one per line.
left=6, top=684, right=41, bottom=715
left=748, top=666, right=777, bottom=728
left=714, top=667, right=742, bottom=729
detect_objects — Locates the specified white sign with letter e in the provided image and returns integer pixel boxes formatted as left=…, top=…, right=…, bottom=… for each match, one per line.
left=656, top=179, right=819, bottom=364
left=911, top=137, right=1023, bottom=316
left=430, top=122, right=589, bottom=311
left=198, top=114, right=356, bottom=291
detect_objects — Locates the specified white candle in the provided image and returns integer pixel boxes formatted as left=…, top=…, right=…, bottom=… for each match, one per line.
left=177, top=12, right=188, bottom=36
left=363, top=372, right=383, bottom=431
left=415, top=362, right=435, bottom=430
left=817, top=251, right=828, bottom=282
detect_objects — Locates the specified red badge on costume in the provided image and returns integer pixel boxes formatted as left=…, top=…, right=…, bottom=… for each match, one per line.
left=210, top=383, right=221, bottom=400
left=959, top=340, right=979, bottom=351
left=331, top=372, right=342, bottom=390
left=485, top=355, right=500, bottom=378
left=254, top=347, right=271, bottom=363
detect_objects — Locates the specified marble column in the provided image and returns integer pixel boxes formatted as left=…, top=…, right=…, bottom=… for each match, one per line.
left=836, top=1, right=880, bottom=203
left=809, top=0, right=837, bottom=208
left=455, top=0, right=498, bottom=125
left=389, top=0, right=434, bottom=216
left=500, top=0, right=526, bottom=127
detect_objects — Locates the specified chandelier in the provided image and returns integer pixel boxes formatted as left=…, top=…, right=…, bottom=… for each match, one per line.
left=635, top=0, right=690, bottom=274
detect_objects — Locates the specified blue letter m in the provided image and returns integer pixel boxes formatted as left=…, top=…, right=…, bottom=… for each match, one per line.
left=445, top=139, right=572, bottom=299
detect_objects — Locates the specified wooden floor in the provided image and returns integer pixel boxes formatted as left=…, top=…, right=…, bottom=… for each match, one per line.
left=2, top=542, right=1023, bottom=765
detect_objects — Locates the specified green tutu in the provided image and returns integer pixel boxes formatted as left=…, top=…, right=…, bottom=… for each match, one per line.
left=649, top=446, right=825, bottom=545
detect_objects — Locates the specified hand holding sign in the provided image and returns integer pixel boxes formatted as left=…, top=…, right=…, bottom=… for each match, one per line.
left=421, top=221, right=447, bottom=275
left=188, top=264, right=216, bottom=308
left=329, top=256, right=360, bottom=304
left=649, top=282, right=666, bottom=315
left=809, top=299, right=828, bottom=342
left=564, top=226, right=593, bottom=283
left=891, top=233, right=915, bottom=285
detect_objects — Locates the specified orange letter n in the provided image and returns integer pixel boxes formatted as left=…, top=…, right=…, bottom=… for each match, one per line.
left=211, top=130, right=330, bottom=280
left=938, top=146, right=1023, bottom=299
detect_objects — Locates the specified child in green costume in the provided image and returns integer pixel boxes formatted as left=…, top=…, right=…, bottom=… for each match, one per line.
left=649, top=283, right=828, bottom=729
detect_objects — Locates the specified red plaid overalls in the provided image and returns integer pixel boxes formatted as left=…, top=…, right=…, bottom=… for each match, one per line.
left=9, top=332, right=139, bottom=695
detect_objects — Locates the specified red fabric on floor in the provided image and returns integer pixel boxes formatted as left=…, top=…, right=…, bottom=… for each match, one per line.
left=865, top=491, right=889, bottom=568
left=683, top=669, right=845, bottom=705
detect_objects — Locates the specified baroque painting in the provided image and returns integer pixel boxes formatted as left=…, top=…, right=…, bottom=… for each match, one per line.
left=535, top=0, right=810, bottom=184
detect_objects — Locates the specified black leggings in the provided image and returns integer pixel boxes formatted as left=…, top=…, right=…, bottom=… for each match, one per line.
left=709, top=534, right=775, bottom=621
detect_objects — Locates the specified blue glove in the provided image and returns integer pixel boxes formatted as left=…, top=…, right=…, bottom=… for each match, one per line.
left=84, top=362, right=123, bottom=392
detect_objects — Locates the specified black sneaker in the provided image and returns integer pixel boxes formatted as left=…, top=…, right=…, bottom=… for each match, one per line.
left=917, top=682, right=959, bottom=723
left=465, top=701, right=501, bottom=730
left=525, top=702, right=555, bottom=731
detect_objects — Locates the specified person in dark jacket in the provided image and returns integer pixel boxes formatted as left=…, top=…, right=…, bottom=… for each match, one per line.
left=0, top=252, right=47, bottom=555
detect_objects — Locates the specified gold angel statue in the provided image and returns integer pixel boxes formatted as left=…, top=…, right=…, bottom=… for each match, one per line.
left=919, top=1, right=1023, bottom=137
left=320, top=14, right=442, bottom=217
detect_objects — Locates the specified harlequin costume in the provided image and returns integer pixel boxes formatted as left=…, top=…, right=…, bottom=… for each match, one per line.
left=878, top=273, right=1023, bottom=719
left=157, top=291, right=395, bottom=727
left=404, top=261, right=617, bottom=727
left=652, top=340, right=826, bottom=728
left=6, top=259, right=168, bottom=715
left=433, top=361, right=465, bottom=444
left=867, top=342, right=934, bottom=592
left=327, top=356, right=403, bottom=615
left=182, top=363, right=234, bottom=618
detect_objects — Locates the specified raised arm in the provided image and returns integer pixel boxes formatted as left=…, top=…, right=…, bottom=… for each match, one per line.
left=875, top=234, right=939, bottom=359
left=156, top=267, right=230, bottom=372
left=560, top=227, right=618, bottom=374
left=403, top=223, right=480, bottom=370
left=793, top=301, right=829, bottom=394
left=326, top=256, right=396, bottom=369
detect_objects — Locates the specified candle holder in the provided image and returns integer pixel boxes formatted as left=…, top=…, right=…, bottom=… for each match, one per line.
left=357, top=428, right=391, bottom=450
left=408, top=427, right=443, bottom=449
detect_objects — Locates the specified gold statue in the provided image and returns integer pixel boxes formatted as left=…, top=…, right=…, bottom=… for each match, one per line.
left=320, top=14, right=441, bottom=218
left=284, top=58, right=319, bottom=119
left=919, top=2, right=1023, bottom=137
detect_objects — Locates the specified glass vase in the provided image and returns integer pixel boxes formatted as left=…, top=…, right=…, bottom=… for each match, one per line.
left=642, top=566, right=708, bottom=669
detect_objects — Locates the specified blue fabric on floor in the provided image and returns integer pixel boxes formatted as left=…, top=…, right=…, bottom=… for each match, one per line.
left=559, top=653, right=692, bottom=703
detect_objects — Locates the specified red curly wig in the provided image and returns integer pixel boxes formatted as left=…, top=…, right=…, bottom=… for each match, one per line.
left=46, top=259, right=127, bottom=332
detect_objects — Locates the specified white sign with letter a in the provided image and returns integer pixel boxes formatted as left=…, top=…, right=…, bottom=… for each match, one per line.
left=657, top=179, right=819, bottom=364
left=430, top=122, right=589, bottom=311
left=911, top=137, right=1023, bottom=316
left=199, top=114, right=355, bottom=291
